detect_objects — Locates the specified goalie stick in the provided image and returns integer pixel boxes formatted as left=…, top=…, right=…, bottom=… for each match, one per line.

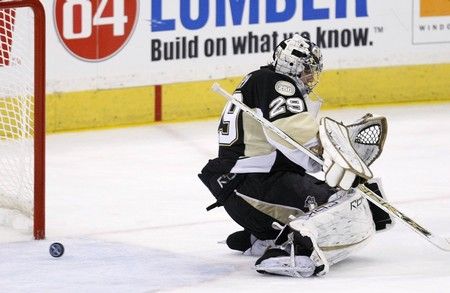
left=211, top=82, right=450, bottom=252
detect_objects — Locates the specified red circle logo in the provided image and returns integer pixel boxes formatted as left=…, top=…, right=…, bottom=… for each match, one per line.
left=54, top=0, right=138, bottom=62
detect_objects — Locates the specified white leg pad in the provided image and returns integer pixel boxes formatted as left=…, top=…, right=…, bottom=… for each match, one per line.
left=290, top=188, right=375, bottom=266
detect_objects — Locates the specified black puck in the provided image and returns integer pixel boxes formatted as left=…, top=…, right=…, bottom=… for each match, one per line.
left=49, top=242, right=65, bottom=258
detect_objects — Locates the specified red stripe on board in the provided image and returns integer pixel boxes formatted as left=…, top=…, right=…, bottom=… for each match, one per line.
left=155, top=85, right=162, bottom=122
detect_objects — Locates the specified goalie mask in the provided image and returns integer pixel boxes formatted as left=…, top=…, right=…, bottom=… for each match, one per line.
left=272, top=34, right=323, bottom=92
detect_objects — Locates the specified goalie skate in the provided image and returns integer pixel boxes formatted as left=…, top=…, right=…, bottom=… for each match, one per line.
left=254, top=229, right=328, bottom=278
left=255, top=248, right=315, bottom=278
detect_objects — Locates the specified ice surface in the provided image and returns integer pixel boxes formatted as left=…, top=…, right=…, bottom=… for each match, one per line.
left=0, top=103, right=449, bottom=292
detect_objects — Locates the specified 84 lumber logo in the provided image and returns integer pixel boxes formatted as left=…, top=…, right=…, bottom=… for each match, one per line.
left=54, top=0, right=138, bottom=61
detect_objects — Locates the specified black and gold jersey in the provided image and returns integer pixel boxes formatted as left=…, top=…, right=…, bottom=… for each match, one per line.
left=206, top=66, right=321, bottom=175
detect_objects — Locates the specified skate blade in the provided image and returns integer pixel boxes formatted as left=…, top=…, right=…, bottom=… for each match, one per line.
left=254, top=264, right=315, bottom=278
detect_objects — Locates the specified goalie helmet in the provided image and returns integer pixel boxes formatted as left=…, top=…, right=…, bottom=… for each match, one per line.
left=272, top=34, right=323, bottom=92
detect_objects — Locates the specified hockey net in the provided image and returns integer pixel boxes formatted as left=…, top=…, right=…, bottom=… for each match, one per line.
left=0, top=0, right=45, bottom=239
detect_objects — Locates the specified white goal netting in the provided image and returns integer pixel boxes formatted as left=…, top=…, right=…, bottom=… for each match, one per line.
left=0, top=4, right=35, bottom=229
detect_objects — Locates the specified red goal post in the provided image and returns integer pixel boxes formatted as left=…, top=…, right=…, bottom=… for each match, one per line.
left=0, top=0, right=45, bottom=239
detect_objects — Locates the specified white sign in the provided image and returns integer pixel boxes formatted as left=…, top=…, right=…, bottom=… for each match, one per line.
left=43, top=0, right=450, bottom=93
left=412, top=0, right=450, bottom=44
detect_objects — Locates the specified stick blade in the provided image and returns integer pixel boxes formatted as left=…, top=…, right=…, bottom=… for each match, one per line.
left=435, top=237, right=450, bottom=251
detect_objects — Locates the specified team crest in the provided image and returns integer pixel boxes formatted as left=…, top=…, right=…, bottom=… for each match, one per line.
left=275, top=81, right=295, bottom=96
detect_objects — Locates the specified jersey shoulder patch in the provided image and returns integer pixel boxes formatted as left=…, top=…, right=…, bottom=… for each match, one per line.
left=274, top=80, right=296, bottom=96
left=253, top=68, right=298, bottom=98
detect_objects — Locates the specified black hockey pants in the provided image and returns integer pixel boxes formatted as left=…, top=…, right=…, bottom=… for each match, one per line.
left=199, top=170, right=335, bottom=240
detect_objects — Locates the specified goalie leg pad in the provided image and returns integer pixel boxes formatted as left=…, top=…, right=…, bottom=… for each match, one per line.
left=290, top=188, right=376, bottom=266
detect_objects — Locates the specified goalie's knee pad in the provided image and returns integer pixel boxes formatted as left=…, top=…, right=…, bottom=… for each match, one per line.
left=226, top=230, right=252, bottom=252
left=290, top=188, right=376, bottom=266
left=226, top=230, right=275, bottom=256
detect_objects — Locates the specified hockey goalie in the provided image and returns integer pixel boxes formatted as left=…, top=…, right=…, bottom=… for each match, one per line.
left=198, top=34, right=394, bottom=277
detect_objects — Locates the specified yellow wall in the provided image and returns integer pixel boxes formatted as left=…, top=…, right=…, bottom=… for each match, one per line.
left=315, top=63, right=450, bottom=107
left=46, top=63, right=450, bottom=133
left=47, top=86, right=155, bottom=132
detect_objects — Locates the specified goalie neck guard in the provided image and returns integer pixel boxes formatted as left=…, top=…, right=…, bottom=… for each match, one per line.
left=272, top=34, right=323, bottom=93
